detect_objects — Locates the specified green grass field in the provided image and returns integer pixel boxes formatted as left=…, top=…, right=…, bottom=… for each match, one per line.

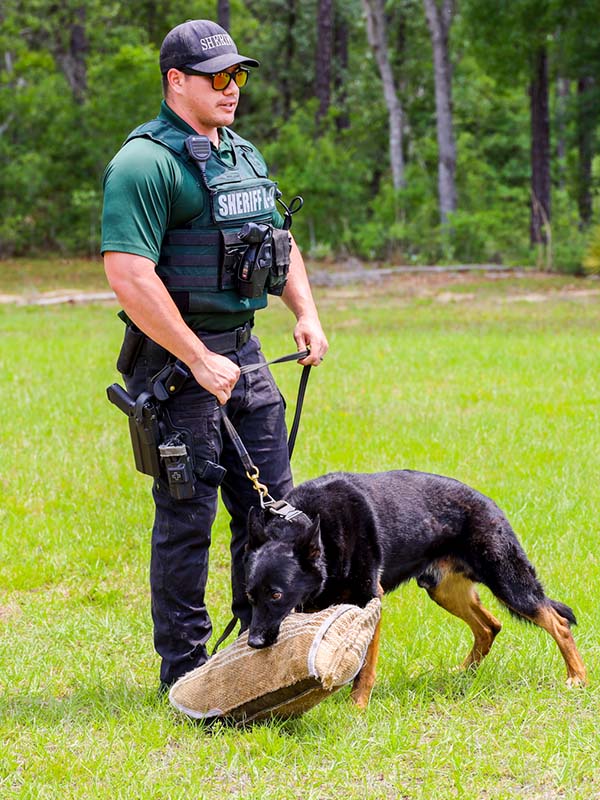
left=1, top=264, right=600, bottom=798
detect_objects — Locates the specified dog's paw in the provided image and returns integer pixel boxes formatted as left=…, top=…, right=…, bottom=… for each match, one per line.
left=349, top=683, right=373, bottom=709
left=350, top=692, right=371, bottom=710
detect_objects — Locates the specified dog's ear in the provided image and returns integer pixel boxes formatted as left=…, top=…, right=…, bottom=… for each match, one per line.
left=294, top=515, right=322, bottom=564
left=246, top=506, right=268, bottom=550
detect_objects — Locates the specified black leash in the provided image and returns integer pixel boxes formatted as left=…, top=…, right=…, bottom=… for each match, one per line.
left=219, top=346, right=311, bottom=503
left=238, top=348, right=311, bottom=459
left=211, top=349, right=312, bottom=655
left=210, top=615, right=240, bottom=656
left=288, top=363, right=311, bottom=460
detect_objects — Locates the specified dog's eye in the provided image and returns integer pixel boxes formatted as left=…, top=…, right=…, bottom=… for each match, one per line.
left=271, top=591, right=282, bottom=601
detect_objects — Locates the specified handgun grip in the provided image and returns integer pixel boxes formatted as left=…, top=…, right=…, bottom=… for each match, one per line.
left=106, top=383, right=135, bottom=415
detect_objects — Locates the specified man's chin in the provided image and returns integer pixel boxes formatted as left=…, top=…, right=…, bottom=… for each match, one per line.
left=217, top=109, right=237, bottom=126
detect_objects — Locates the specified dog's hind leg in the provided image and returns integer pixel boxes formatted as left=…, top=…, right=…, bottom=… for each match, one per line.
left=350, top=584, right=384, bottom=709
left=524, top=603, right=587, bottom=687
left=461, top=497, right=586, bottom=686
left=422, top=565, right=502, bottom=669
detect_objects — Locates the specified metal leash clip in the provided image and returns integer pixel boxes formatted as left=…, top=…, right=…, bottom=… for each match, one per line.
left=244, top=466, right=271, bottom=505
left=263, top=498, right=305, bottom=521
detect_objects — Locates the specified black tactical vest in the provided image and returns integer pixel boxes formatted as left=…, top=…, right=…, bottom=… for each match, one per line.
left=125, top=119, right=289, bottom=315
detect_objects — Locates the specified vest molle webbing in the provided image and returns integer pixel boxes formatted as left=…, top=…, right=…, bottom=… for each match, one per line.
left=125, top=119, right=289, bottom=314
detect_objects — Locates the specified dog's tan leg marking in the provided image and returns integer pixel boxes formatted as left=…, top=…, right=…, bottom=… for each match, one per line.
left=427, top=570, right=502, bottom=668
left=350, top=615, right=381, bottom=709
left=528, top=605, right=587, bottom=687
left=350, top=583, right=384, bottom=709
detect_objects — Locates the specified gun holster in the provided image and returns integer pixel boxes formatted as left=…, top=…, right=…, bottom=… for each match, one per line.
left=107, top=381, right=228, bottom=496
left=106, top=384, right=161, bottom=478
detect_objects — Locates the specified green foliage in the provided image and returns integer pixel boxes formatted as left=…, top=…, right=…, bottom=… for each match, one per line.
left=262, top=104, right=373, bottom=255
left=582, top=224, right=600, bottom=274
left=87, top=43, right=162, bottom=163
left=460, top=0, right=563, bottom=78
left=350, top=173, right=438, bottom=263
left=0, top=0, right=598, bottom=267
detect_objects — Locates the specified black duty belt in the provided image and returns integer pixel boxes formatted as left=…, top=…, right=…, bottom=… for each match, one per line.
left=142, top=321, right=252, bottom=364
left=195, top=321, right=252, bottom=354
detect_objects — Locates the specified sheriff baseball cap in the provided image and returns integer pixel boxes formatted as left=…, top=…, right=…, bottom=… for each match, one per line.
left=159, top=20, right=260, bottom=74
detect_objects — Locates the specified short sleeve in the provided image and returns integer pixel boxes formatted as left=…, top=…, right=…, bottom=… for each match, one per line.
left=101, top=138, right=183, bottom=263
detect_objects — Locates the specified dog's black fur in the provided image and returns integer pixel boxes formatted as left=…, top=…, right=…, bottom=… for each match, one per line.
left=244, top=470, right=586, bottom=690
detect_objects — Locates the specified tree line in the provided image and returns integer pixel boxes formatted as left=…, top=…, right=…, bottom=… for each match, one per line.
left=1, top=0, right=598, bottom=271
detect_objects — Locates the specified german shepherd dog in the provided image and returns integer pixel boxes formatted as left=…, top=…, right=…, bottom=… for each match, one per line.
left=244, top=471, right=587, bottom=707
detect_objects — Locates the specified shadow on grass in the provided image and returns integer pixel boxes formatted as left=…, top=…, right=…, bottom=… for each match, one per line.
left=0, top=682, right=166, bottom=726
left=0, top=681, right=316, bottom=738
left=370, top=661, right=510, bottom=706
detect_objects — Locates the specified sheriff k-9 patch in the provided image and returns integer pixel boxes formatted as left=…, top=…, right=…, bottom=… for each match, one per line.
left=213, top=180, right=277, bottom=223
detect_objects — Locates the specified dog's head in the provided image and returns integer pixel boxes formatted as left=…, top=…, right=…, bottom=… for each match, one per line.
left=244, top=505, right=326, bottom=649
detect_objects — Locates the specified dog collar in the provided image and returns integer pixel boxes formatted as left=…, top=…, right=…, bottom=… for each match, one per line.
left=264, top=499, right=306, bottom=522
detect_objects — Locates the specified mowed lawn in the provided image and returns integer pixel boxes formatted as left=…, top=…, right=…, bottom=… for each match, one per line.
left=1, top=264, right=600, bottom=799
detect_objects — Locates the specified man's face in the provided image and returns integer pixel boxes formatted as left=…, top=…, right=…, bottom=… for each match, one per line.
left=174, top=65, right=241, bottom=131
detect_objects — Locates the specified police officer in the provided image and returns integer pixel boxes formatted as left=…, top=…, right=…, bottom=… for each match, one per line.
left=101, top=19, right=328, bottom=692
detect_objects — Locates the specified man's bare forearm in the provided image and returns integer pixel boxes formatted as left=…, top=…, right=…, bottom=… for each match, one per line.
left=282, top=237, right=329, bottom=364
left=104, top=251, right=240, bottom=403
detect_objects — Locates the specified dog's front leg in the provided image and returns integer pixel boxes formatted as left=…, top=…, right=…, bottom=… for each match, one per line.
left=350, top=585, right=383, bottom=709
left=350, top=615, right=381, bottom=709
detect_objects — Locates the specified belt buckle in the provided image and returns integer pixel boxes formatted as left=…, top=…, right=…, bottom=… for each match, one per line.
left=237, top=323, right=250, bottom=350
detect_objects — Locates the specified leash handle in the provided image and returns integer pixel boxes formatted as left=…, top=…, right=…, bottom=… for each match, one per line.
left=239, top=348, right=310, bottom=375
left=236, top=347, right=312, bottom=458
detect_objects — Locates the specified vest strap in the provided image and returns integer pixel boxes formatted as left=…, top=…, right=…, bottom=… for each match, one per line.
left=161, top=273, right=235, bottom=288
left=162, top=230, right=220, bottom=247
left=158, top=254, right=217, bottom=268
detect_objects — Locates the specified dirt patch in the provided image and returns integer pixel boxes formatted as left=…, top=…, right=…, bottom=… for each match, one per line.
left=2, top=266, right=598, bottom=305
left=312, top=266, right=600, bottom=306
left=0, top=603, right=22, bottom=622
left=310, top=264, right=515, bottom=290
left=435, top=291, right=476, bottom=303
left=503, top=288, right=600, bottom=303
left=0, top=290, right=116, bottom=306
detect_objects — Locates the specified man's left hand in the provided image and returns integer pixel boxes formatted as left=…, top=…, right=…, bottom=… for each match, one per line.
left=293, top=316, right=329, bottom=366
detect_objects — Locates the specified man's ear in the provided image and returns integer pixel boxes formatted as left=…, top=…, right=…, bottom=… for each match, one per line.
left=294, top=515, right=322, bottom=563
left=247, top=505, right=268, bottom=550
left=166, top=67, right=186, bottom=96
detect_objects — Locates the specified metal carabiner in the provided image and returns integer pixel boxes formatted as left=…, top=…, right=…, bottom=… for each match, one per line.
left=245, top=467, right=273, bottom=507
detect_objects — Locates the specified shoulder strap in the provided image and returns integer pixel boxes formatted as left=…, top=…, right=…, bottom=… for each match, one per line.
left=221, top=126, right=251, bottom=149
left=125, top=118, right=190, bottom=159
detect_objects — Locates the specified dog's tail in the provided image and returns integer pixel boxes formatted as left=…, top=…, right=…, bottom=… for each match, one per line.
left=548, top=599, right=577, bottom=627
left=465, top=498, right=581, bottom=630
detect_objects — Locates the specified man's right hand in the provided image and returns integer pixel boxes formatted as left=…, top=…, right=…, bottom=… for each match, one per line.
left=189, top=350, right=241, bottom=405
left=103, top=252, right=241, bottom=405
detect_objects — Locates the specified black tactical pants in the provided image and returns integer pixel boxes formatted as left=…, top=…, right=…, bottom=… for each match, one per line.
left=124, top=331, right=293, bottom=686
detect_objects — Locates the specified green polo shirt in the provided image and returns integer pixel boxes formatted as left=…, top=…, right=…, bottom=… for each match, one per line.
left=101, top=101, right=283, bottom=331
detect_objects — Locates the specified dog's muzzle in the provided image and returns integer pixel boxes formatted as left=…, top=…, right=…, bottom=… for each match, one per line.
left=247, top=631, right=273, bottom=649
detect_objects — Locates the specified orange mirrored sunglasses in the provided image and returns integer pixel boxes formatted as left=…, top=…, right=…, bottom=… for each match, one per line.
left=180, top=66, right=249, bottom=91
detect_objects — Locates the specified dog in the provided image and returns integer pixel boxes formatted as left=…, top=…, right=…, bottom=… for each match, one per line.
left=244, top=470, right=587, bottom=708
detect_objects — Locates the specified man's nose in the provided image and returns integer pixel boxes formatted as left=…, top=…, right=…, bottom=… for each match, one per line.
left=222, top=80, right=239, bottom=96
